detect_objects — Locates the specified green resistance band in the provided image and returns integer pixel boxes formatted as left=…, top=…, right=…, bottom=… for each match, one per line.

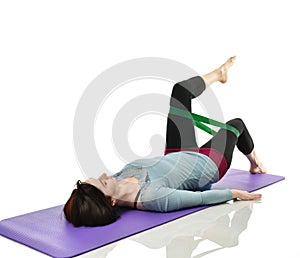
left=169, top=106, right=240, bottom=138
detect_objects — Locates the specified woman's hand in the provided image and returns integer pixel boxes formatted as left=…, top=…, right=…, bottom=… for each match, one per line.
left=231, top=189, right=262, bottom=200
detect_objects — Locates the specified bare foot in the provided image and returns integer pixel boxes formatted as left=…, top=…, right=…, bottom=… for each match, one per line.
left=218, top=56, right=236, bottom=83
left=202, top=56, right=236, bottom=87
left=246, top=150, right=268, bottom=174
left=249, top=162, right=268, bottom=174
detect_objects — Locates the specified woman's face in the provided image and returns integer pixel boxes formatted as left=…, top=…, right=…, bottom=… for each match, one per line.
left=85, top=173, right=118, bottom=198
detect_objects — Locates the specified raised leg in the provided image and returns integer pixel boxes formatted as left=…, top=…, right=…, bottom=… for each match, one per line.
left=165, top=56, right=237, bottom=151
left=166, top=76, right=206, bottom=150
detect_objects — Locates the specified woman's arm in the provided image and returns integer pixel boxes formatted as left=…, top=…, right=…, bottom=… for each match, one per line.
left=142, top=187, right=262, bottom=212
left=143, top=187, right=233, bottom=212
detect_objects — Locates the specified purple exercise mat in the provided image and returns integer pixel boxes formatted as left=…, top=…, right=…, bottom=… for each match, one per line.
left=0, top=169, right=284, bottom=258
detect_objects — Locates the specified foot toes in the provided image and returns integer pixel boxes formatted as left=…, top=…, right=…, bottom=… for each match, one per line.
left=250, top=165, right=267, bottom=174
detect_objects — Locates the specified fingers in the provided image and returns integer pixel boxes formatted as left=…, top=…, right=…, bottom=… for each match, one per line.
left=240, top=190, right=262, bottom=200
left=246, top=192, right=262, bottom=200
left=232, top=189, right=262, bottom=201
left=252, top=193, right=262, bottom=200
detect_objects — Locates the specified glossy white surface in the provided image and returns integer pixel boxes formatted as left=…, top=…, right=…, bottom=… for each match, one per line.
left=1, top=0, right=299, bottom=257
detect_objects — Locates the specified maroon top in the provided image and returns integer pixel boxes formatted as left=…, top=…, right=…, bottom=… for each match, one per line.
left=164, top=147, right=228, bottom=180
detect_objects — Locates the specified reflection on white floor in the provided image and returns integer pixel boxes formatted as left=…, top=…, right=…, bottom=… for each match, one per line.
left=75, top=179, right=299, bottom=258
left=79, top=200, right=255, bottom=258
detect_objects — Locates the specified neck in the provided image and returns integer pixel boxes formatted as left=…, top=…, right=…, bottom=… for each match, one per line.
left=114, top=180, right=140, bottom=207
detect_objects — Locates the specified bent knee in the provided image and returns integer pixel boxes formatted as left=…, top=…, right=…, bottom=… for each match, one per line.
left=226, top=118, right=245, bottom=132
left=227, top=118, right=244, bottom=125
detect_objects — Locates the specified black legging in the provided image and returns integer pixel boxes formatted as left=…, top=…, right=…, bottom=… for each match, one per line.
left=165, top=76, right=254, bottom=173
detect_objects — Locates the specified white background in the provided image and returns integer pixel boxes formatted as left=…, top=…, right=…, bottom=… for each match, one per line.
left=1, top=1, right=299, bottom=257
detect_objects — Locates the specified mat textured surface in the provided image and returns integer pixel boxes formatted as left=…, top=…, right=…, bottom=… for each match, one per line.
left=0, top=169, right=284, bottom=258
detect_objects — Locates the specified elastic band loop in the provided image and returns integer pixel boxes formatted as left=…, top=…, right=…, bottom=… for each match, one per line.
left=169, top=106, right=240, bottom=138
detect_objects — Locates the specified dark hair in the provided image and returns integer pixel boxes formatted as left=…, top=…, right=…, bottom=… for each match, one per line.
left=63, top=180, right=119, bottom=227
